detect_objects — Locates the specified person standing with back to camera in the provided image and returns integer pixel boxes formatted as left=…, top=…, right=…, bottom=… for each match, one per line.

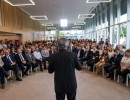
left=48, top=38, right=82, bottom=100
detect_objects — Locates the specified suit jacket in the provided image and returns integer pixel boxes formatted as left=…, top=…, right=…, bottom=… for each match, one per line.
left=113, top=53, right=123, bottom=68
left=72, top=47, right=78, bottom=54
left=91, top=50, right=99, bottom=62
left=78, top=49, right=85, bottom=58
left=24, top=52, right=35, bottom=63
left=2, top=55, right=16, bottom=67
left=15, top=54, right=26, bottom=64
left=48, top=49, right=82, bottom=92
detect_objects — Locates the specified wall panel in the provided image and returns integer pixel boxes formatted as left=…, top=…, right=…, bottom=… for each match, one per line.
left=0, top=0, right=44, bottom=33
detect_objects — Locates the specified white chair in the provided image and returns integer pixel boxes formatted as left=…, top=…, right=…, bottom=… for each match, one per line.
left=9, top=70, right=14, bottom=77
left=114, top=70, right=117, bottom=81
left=102, top=67, right=105, bottom=76
left=126, top=73, right=130, bottom=86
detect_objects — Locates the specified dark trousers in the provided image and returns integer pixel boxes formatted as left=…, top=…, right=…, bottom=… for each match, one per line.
left=18, top=62, right=31, bottom=75
left=35, top=59, right=43, bottom=70
left=108, top=65, right=118, bottom=78
left=121, top=69, right=130, bottom=82
left=56, top=90, right=76, bottom=100
left=43, top=57, right=49, bottom=69
left=104, top=63, right=112, bottom=73
left=79, top=58, right=87, bottom=65
left=87, top=59, right=99, bottom=71
left=0, top=67, right=8, bottom=84
left=31, top=62, right=38, bottom=71
left=3, top=64, right=19, bottom=79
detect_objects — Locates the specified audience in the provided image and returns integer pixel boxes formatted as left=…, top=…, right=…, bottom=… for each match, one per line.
left=0, top=38, right=130, bottom=89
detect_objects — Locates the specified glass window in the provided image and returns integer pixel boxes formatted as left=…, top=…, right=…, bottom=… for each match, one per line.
left=121, top=0, right=127, bottom=15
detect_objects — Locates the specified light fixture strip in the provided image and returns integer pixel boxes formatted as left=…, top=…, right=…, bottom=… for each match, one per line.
left=30, top=16, right=48, bottom=20
left=86, top=0, right=111, bottom=3
left=4, top=0, right=35, bottom=6
left=78, top=14, right=95, bottom=19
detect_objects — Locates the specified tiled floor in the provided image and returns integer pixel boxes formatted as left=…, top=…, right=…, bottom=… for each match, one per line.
left=0, top=69, right=130, bottom=100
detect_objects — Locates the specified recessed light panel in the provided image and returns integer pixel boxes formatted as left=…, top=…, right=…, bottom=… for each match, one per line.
left=60, top=19, right=68, bottom=27
left=30, top=16, right=48, bottom=20
left=4, top=0, right=35, bottom=6
left=72, top=26, right=81, bottom=29
left=47, top=27, right=57, bottom=30
left=42, top=24, right=53, bottom=26
left=86, top=0, right=111, bottom=3
left=74, top=22, right=86, bottom=25
left=78, top=14, right=95, bottom=19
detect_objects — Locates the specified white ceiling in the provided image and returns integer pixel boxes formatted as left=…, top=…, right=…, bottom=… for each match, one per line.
left=9, top=0, right=99, bottom=25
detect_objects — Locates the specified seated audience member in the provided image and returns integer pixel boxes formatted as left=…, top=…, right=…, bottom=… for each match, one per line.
left=2, top=49, right=22, bottom=81
left=95, top=50, right=109, bottom=74
left=79, top=45, right=91, bottom=65
left=15, top=48, right=31, bottom=76
left=105, top=49, right=123, bottom=80
left=10, top=47, right=16, bottom=57
left=77, top=46, right=85, bottom=59
left=0, top=50, right=13, bottom=89
left=25, top=48, right=38, bottom=72
left=72, top=45, right=78, bottom=54
left=120, top=49, right=130, bottom=83
left=41, top=46, right=49, bottom=69
left=99, top=38, right=104, bottom=45
left=33, top=47, right=43, bottom=71
left=87, top=45, right=99, bottom=71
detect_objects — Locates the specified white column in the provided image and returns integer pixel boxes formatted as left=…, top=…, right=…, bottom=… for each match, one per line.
left=117, top=0, right=121, bottom=44
left=126, top=0, right=130, bottom=49
left=110, top=0, right=114, bottom=44
left=104, top=4, right=108, bottom=40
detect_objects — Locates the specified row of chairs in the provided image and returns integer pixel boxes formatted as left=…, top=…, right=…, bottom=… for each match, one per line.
left=5, top=62, right=49, bottom=84
left=83, top=62, right=130, bottom=87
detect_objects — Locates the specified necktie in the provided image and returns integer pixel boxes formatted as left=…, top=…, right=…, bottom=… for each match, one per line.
left=20, top=54, right=24, bottom=61
left=8, top=56, right=13, bottom=64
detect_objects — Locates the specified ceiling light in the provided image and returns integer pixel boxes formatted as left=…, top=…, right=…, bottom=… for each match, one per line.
left=74, top=22, right=86, bottom=25
left=72, top=26, right=81, bottom=29
left=78, top=14, right=95, bottom=19
left=60, top=19, right=68, bottom=27
left=4, top=0, right=35, bottom=6
left=86, top=0, right=111, bottom=3
left=42, top=24, right=53, bottom=26
left=47, top=27, right=57, bottom=30
left=30, top=16, right=48, bottom=20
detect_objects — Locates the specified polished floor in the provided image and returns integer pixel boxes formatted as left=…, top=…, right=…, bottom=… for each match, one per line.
left=0, top=69, right=130, bottom=100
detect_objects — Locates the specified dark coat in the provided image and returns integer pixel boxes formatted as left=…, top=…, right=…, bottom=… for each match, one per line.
left=2, top=55, right=16, bottom=67
left=15, top=54, right=26, bottom=64
left=48, top=49, right=82, bottom=92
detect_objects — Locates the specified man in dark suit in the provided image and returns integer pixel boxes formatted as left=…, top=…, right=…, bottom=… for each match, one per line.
left=15, top=48, right=31, bottom=76
left=77, top=46, right=85, bottom=59
left=105, top=49, right=123, bottom=80
left=48, top=38, right=82, bottom=100
left=72, top=45, right=78, bottom=54
left=87, top=45, right=99, bottom=71
left=2, top=49, right=22, bottom=81
left=24, top=48, right=38, bottom=72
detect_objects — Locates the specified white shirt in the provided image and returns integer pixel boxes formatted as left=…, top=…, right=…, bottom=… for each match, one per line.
left=99, top=50, right=103, bottom=56
left=0, top=44, right=3, bottom=49
left=41, top=50, right=49, bottom=57
left=121, top=57, right=130, bottom=70
left=108, top=52, right=114, bottom=59
left=33, top=51, right=42, bottom=59
left=0, top=56, right=4, bottom=67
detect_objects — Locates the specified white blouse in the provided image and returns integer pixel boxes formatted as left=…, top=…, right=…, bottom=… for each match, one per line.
left=121, top=57, right=130, bottom=70
left=108, top=52, right=114, bottom=59
left=0, top=56, right=4, bottom=67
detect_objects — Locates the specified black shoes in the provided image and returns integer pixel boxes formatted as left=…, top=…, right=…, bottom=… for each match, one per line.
left=16, top=78, right=22, bottom=81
